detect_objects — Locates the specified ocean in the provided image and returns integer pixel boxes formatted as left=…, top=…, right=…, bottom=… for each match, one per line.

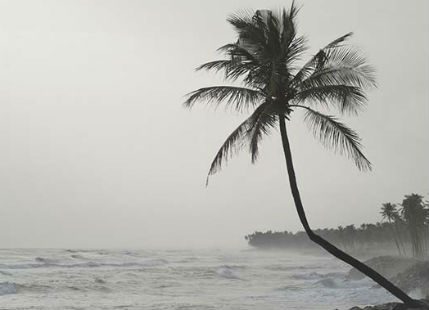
left=0, top=248, right=397, bottom=310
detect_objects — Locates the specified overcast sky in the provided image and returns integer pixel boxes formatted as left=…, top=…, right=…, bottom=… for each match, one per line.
left=0, top=0, right=428, bottom=249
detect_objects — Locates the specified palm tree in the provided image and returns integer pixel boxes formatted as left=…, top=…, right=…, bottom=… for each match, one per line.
left=401, top=193, right=427, bottom=258
left=184, top=4, right=420, bottom=307
left=380, top=203, right=405, bottom=256
left=424, top=199, right=429, bottom=256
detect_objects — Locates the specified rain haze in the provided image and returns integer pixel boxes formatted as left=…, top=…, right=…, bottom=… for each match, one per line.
left=0, top=0, right=428, bottom=250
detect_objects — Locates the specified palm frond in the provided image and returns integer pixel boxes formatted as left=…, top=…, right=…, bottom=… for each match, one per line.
left=285, top=36, right=307, bottom=63
left=279, top=2, right=307, bottom=64
left=294, top=84, right=367, bottom=114
left=196, top=60, right=235, bottom=72
left=184, top=86, right=264, bottom=112
left=248, top=104, right=278, bottom=162
left=226, top=10, right=255, bottom=32
left=206, top=102, right=272, bottom=183
left=301, top=106, right=371, bottom=171
left=217, top=43, right=259, bottom=63
left=227, top=11, right=267, bottom=52
left=291, top=32, right=353, bottom=84
left=206, top=119, right=250, bottom=184
left=324, top=32, right=353, bottom=49
left=196, top=60, right=253, bottom=82
left=280, top=2, right=300, bottom=49
left=298, top=47, right=376, bottom=89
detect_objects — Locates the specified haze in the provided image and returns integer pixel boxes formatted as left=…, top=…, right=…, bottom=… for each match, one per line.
left=0, top=0, right=428, bottom=249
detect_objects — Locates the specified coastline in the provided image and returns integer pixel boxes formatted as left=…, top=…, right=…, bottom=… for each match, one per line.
left=346, top=299, right=429, bottom=310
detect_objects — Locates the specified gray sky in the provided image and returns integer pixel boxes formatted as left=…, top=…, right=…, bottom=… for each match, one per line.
left=0, top=0, right=428, bottom=249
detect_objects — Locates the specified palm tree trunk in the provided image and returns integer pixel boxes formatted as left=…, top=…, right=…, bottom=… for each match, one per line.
left=388, top=218, right=403, bottom=256
left=395, top=221, right=408, bottom=256
left=395, top=223, right=407, bottom=256
left=278, top=116, right=420, bottom=307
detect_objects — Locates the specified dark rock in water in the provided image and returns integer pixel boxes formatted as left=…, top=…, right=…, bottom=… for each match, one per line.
left=316, top=278, right=338, bottom=288
left=347, top=256, right=419, bottom=280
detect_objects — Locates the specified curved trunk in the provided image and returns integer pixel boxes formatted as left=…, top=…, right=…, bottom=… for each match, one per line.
left=278, top=116, right=421, bottom=307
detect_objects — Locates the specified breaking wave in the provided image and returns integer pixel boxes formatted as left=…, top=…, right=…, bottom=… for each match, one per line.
left=215, top=266, right=241, bottom=279
left=70, top=254, right=87, bottom=259
left=0, top=258, right=168, bottom=270
left=35, top=257, right=60, bottom=264
left=315, top=278, right=340, bottom=288
left=291, top=271, right=344, bottom=280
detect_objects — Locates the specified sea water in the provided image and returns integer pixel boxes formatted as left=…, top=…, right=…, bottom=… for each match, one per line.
left=0, top=248, right=396, bottom=310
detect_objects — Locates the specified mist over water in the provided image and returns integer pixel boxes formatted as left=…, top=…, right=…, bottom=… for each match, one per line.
left=0, top=248, right=396, bottom=310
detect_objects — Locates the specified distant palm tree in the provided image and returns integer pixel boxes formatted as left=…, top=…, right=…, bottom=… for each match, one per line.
left=380, top=203, right=405, bottom=256
left=401, top=193, right=427, bottom=258
left=184, top=4, right=419, bottom=306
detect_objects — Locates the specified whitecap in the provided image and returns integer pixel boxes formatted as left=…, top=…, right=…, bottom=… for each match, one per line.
left=215, top=266, right=241, bottom=279
left=70, top=254, right=86, bottom=260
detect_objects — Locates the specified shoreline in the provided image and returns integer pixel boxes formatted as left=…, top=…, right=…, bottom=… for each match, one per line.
left=346, top=300, right=429, bottom=310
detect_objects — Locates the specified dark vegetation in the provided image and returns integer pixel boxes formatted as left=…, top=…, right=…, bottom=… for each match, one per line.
left=246, top=193, right=429, bottom=258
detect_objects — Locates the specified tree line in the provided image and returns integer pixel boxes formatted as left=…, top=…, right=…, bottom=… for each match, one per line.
left=246, top=193, right=429, bottom=258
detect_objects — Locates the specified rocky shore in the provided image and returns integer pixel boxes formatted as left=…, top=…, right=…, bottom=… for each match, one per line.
left=347, top=256, right=419, bottom=281
left=347, top=299, right=429, bottom=310
left=346, top=256, right=429, bottom=310
left=347, top=256, right=429, bottom=296
left=392, top=261, right=429, bottom=297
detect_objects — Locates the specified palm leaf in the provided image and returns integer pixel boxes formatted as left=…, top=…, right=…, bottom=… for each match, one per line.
left=206, top=103, right=271, bottom=183
left=206, top=119, right=249, bottom=184
left=227, top=11, right=267, bottom=52
left=291, top=32, right=353, bottom=85
left=196, top=60, right=253, bottom=82
left=248, top=104, right=278, bottom=162
left=294, top=84, right=367, bottom=114
left=217, top=43, right=259, bottom=63
left=280, top=2, right=299, bottom=49
left=299, top=47, right=376, bottom=89
left=184, top=86, right=264, bottom=112
left=300, top=106, right=371, bottom=171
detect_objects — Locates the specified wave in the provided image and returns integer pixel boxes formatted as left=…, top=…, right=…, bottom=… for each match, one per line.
left=94, top=277, right=106, bottom=284
left=0, top=281, right=111, bottom=295
left=276, top=285, right=303, bottom=292
left=35, top=257, right=60, bottom=264
left=291, top=271, right=344, bottom=280
left=0, top=282, right=17, bottom=296
left=0, top=258, right=168, bottom=270
left=265, top=265, right=321, bottom=272
left=70, top=254, right=87, bottom=260
left=64, top=285, right=110, bottom=293
left=315, top=278, right=339, bottom=288
left=215, top=266, right=241, bottom=279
